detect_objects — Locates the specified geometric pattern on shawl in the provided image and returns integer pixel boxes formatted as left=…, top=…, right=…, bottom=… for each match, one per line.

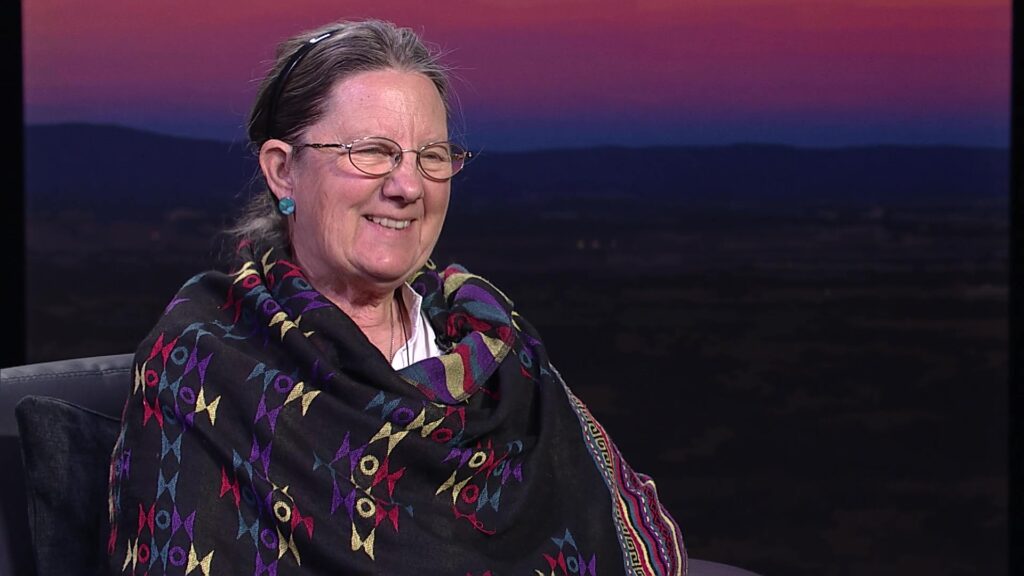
left=557, top=367, right=688, bottom=576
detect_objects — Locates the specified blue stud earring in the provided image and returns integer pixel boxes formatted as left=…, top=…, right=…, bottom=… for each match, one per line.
left=277, top=197, right=296, bottom=216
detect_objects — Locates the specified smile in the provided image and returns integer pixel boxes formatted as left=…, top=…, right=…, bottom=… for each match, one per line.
left=366, top=215, right=412, bottom=230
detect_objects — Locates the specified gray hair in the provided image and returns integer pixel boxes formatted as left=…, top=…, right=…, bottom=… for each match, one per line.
left=226, top=19, right=452, bottom=252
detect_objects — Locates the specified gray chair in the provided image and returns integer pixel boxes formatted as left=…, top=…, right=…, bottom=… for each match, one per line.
left=0, top=354, right=761, bottom=576
left=1, top=354, right=132, bottom=576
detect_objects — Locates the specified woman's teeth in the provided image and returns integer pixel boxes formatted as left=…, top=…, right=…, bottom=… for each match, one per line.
left=367, top=216, right=411, bottom=230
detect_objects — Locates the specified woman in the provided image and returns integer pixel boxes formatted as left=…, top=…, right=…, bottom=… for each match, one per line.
left=108, top=19, right=685, bottom=575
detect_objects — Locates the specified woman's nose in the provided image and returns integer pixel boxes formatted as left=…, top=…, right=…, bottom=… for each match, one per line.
left=383, top=151, right=424, bottom=202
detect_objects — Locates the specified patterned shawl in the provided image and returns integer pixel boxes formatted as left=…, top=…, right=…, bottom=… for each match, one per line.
left=107, top=244, right=686, bottom=575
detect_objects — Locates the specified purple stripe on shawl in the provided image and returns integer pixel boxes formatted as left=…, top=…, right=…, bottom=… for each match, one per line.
left=465, top=334, right=495, bottom=378
left=401, top=358, right=459, bottom=404
left=165, top=297, right=189, bottom=314
left=454, top=285, right=507, bottom=315
left=420, top=357, right=449, bottom=387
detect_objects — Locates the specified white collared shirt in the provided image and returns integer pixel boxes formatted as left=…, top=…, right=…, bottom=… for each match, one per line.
left=390, top=283, right=442, bottom=370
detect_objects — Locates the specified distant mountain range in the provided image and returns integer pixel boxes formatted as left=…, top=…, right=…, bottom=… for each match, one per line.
left=24, top=123, right=1009, bottom=216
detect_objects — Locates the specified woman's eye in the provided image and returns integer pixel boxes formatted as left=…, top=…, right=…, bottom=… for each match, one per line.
left=421, top=149, right=450, bottom=163
left=353, top=146, right=393, bottom=157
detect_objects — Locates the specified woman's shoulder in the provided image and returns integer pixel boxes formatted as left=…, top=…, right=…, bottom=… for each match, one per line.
left=411, top=261, right=520, bottom=317
left=130, top=266, right=242, bottom=358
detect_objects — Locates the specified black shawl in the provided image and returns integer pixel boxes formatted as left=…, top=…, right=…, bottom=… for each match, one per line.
left=107, top=244, right=685, bottom=574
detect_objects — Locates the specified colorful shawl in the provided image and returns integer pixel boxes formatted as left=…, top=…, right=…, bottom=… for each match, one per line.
left=107, top=244, right=686, bottom=575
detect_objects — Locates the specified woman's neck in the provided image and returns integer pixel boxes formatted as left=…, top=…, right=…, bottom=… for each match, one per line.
left=294, top=255, right=407, bottom=360
left=339, top=289, right=400, bottom=360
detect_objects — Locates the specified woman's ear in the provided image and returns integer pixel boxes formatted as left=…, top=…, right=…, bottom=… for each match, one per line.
left=259, top=139, right=295, bottom=201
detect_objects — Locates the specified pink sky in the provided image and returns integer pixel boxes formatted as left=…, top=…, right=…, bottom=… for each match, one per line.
left=23, top=0, right=1011, bottom=148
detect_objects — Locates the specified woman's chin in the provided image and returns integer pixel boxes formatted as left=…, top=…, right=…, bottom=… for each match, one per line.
left=353, top=261, right=420, bottom=289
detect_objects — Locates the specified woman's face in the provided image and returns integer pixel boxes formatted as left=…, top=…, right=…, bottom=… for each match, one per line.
left=285, top=69, right=451, bottom=297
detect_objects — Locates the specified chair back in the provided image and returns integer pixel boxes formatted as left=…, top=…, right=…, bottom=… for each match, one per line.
left=0, top=354, right=133, bottom=576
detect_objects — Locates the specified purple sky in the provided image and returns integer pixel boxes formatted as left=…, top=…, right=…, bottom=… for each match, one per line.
left=23, top=0, right=1012, bottom=149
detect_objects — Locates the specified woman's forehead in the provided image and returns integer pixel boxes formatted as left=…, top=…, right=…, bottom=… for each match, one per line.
left=316, top=70, right=447, bottom=140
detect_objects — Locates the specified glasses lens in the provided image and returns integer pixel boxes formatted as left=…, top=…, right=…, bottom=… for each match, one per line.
left=419, top=142, right=467, bottom=180
left=348, top=137, right=400, bottom=176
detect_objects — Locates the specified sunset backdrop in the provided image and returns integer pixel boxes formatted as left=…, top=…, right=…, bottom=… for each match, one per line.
left=22, top=0, right=1011, bottom=149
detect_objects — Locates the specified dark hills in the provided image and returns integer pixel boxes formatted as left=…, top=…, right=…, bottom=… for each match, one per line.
left=24, top=124, right=260, bottom=214
left=24, top=123, right=1009, bottom=216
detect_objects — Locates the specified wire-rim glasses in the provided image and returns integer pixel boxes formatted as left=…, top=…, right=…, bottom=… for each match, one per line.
left=297, top=136, right=472, bottom=182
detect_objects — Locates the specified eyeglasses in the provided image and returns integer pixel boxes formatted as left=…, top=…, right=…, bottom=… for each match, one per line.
left=297, top=136, right=472, bottom=182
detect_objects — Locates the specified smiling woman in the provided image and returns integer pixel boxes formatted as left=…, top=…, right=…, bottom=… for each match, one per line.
left=260, top=69, right=454, bottom=349
left=106, top=19, right=687, bottom=575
